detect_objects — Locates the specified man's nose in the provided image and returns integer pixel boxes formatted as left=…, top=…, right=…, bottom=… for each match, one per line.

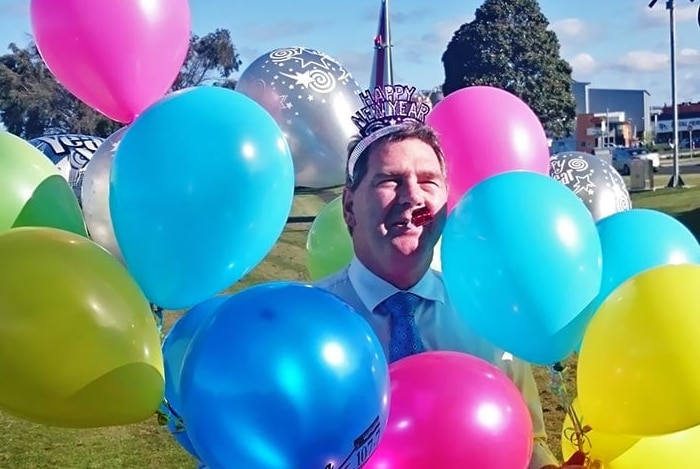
left=397, top=180, right=424, bottom=206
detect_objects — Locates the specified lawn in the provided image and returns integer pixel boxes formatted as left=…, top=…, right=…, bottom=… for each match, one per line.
left=2, top=184, right=700, bottom=468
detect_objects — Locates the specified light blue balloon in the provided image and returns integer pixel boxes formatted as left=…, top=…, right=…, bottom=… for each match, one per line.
left=179, top=282, right=390, bottom=469
left=596, top=208, right=700, bottom=305
left=110, top=86, right=295, bottom=309
left=569, top=209, right=700, bottom=355
left=161, top=295, right=231, bottom=461
left=441, top=171, right=603, bottom=365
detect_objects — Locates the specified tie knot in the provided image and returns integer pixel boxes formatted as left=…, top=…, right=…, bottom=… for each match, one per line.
left=380, top=292, right=421, bottom=318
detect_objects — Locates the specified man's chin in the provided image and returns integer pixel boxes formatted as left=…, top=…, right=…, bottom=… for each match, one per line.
left=390, top=238, right=431, bottom=259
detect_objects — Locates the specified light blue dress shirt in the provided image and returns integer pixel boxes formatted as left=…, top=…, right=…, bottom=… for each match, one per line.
left=315, top=256, right=559, bottom=469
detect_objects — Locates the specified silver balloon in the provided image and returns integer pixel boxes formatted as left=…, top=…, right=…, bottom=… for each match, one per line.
left=81, top=127, right=128, bottom=262
left=237, top=47, right=362, bottom=189
left=29, top=133, right=105, bottom=201
left=549, top=151, right=632, bottom=222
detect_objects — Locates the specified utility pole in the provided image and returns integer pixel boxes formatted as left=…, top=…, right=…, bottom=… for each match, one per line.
left=649, top=0, right=690, bottom=187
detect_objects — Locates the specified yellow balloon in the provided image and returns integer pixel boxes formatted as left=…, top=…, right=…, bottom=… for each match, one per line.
left=0, top=227, right=164, bottom=428
left=578, top=264, right=700, bottom=436
left=561, top=398, right=639, bottom=464
left=608, top=424, right=700, bottom=468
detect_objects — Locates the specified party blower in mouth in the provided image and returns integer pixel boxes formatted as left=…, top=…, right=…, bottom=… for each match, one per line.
left=412, top=207, right=433, bottom=227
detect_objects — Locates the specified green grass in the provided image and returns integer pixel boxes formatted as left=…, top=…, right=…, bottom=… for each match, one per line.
left=2, top=183, right=700, bottom=468
left=631, top=181, right=700, bottom=237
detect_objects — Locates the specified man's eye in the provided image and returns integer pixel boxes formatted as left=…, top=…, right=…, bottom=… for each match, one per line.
left=378, top=179, right=398, bottom=186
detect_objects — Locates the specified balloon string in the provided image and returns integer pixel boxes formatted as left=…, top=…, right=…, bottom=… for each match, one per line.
left=155, top=397, right=186, bottom=433
left=149, top=303, right=173, bottom=429
left=549, top=362, right=589, bottom=455
left=150, top=304, right=164, bottom=340
left=565, top=402, right=588, bottom=453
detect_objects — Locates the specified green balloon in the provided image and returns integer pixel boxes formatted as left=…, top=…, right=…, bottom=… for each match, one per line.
left=306, top=196, right=353, bottom=280
left=0, top=131, right=87, bottom=236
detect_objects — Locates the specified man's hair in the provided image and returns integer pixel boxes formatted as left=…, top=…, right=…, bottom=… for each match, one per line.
left=345, top=121, right=446, bottom=190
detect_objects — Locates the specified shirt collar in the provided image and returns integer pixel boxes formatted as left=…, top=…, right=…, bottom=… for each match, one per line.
left=347, top=255, right=446, bottom=312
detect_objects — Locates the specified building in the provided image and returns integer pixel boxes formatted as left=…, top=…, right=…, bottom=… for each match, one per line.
left=558, top=81, right=651, bottom=153
left=654, top=101, right=700, bottom=145
left=573, top=112, right=634, bottom=152
left=573, top=81, right=651, bottom=134
left=572, top=81, right=590, bottom=115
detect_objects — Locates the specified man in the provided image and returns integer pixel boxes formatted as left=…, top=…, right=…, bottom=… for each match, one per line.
left=315, top=85, right=589, bottom=469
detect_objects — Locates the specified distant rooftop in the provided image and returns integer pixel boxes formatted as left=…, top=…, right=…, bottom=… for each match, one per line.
left=572, top=79, right=650, bottom=95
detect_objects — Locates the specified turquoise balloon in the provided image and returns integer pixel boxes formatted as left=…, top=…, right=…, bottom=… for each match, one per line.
left=110, top=87, right=295, bottom=309
left=441, top=171, right=603, bottom=364
left=596, top=208, right=700, bottom=306
left=572, top=208, right=700, bottom=357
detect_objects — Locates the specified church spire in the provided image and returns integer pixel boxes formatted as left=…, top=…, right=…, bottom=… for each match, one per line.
left=369, top=0, right=393, bottom=90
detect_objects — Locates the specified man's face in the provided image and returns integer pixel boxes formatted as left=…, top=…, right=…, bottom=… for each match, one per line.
left=344, top=138, right=447, bottom=271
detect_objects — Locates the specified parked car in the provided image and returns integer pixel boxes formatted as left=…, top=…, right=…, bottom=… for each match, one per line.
left=611, top=147, right=660, bottom=175
left=681, top=138, right=700, bottom=149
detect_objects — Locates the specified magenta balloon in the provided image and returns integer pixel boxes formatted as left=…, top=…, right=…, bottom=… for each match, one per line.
left=427, top=86, right=550, bottom=211
left=365, top=351, right=533, bottom=469
left=30, top=0, right=191, bottom=123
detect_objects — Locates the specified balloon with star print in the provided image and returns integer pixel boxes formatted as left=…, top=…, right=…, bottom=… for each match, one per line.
left=236, top=47, right=362, bottom=189
left=549, top=151, right=632, bottom=222
left=29, top=133, right=105, bottom=202
left=81, top=127, right=129, bottom=262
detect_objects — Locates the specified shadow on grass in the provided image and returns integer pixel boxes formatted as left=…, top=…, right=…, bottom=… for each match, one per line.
left=677, top=207, right=700, bottom=239
left=631, top=186, right=700, bottom=240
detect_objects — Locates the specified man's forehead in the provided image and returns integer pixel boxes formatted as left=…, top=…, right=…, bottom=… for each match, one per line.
left=368, top=158, right=444, bottom=178
left=372, top=137, right=432, bottom=154
left=370, top=139, right=438, bottom=161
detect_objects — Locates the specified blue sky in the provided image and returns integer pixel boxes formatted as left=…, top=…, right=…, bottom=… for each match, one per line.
left=1, top=0, right=700, bottom=107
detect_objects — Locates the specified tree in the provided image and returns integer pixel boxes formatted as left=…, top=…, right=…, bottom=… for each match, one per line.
left=0, top=43, right=117, bottom=138
left=0, top=29, right=242, bottom=139
left=172, top=29, right=241, bottom=91
left=442, top=0, right=576, bottom=138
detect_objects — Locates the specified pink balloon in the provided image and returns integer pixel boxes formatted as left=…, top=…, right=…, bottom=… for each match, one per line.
left=427, top=86, right=550, bottom=211
left=30, top=0, right=191, bottom=124
left=365, top=352, right=533, bottom=469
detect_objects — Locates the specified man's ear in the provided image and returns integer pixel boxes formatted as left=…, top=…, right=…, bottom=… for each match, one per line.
left=342, top=188, right=356, bottom=229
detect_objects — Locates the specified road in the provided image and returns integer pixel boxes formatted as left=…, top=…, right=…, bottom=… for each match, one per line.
left=658, top=158, right=700, bottom=176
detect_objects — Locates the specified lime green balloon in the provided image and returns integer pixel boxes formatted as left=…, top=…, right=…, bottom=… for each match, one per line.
left=0, top=131, right=86, bottom=236
left=306, top=196, right=353, bottom=280
left=0, top=227, right=164, bottom=428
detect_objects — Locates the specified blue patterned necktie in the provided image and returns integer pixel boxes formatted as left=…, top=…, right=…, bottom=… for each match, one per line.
left=378, top=292, right=425, bottom=363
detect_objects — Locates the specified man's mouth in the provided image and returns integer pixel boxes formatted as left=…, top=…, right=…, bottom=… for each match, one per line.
left=412, top=208, right=433, bottom=227
left=390, top=208, right=434, bottom=230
